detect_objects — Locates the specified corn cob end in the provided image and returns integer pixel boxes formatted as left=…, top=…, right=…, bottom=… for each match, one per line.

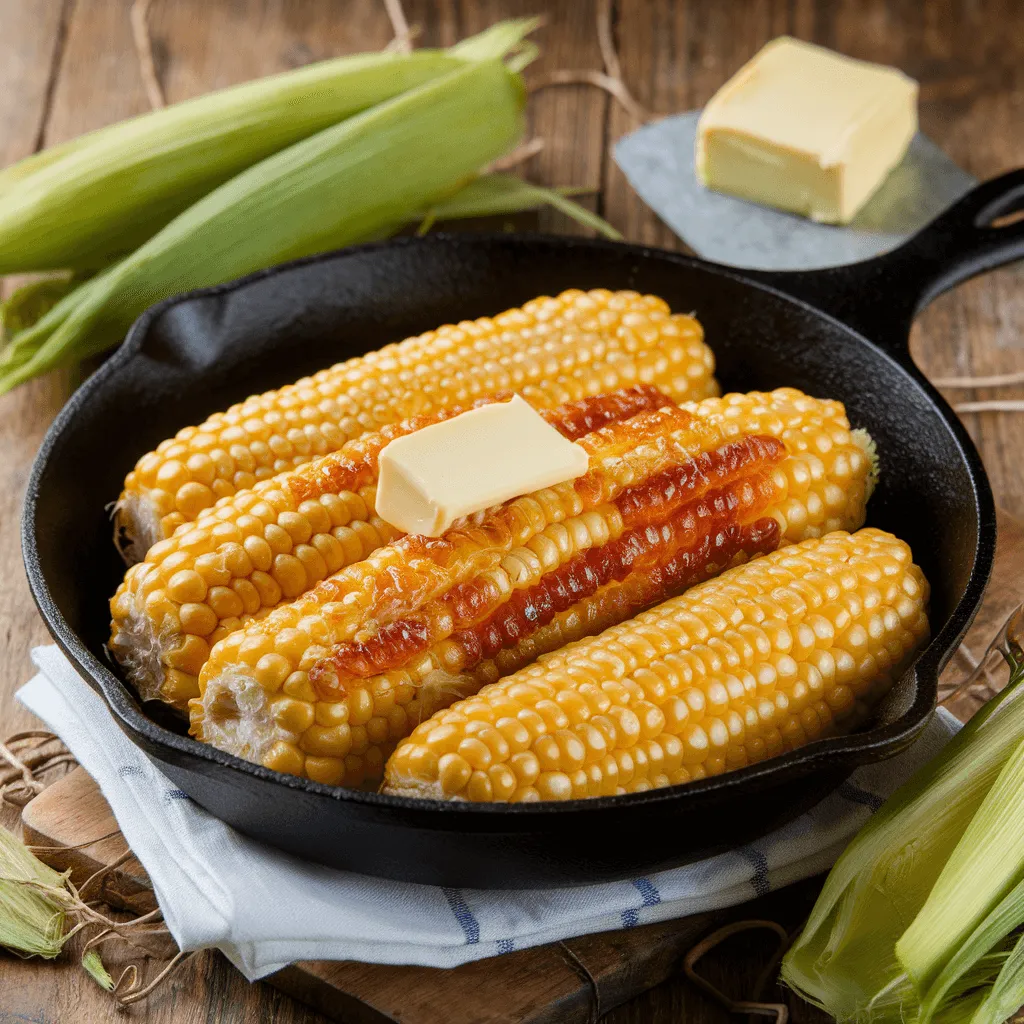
left=852, top=427, right=880, bottom=502
left=113, top=491, right=167, bottom=567
left=108, top=587, right=195, bottom=706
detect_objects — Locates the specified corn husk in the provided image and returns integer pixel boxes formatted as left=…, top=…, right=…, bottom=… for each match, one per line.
left=0, top=57, right=526, bottom=392
left=915, top=873, right=1024, bottom=1024
left=0, top=825, right=118, bottom=993
left=0, top=273, right=90, bottom=341
left=781, top=647, right=1024, bottom=1023
left=0, top=825, right=68, bottom=958
left=82, top=948, right=114, bottom=990
left=0, top=176, right=617, bottom=348
left=419, top=173, right=620, bottom=237
left=897, top=735, right=1024, bottom=995
left=969, top=931, right=1024, bottom=1024
left=0, top=19, right=537, bottom=274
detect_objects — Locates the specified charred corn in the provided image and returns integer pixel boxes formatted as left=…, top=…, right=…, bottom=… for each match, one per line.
left=110, top=386, right=673, bottom=707
left=189, top=388, right=875, bottom=787
left=115, top=289, right=718, bottom=561
left=383, top=529, right=930, bottom=801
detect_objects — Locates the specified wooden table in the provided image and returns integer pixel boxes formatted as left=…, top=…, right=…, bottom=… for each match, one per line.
left=1, top=1, right=1022, bottom=1021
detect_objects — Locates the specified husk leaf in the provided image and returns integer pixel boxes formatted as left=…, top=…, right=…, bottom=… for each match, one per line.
left=781, top=652, right=1024, bottom=1023
left=968, top=930, right=1024, bottom=1024
left=0, top=825, right=69, bottom=959
left=421, top=173, right=619, bottom=237
left=82, top=948, right=114, bottom=990
left=0, top=19, right=538, bottom=274
left=897, top=736, right=1024, bottom=993
left=0, top=57, right=526, bottom=392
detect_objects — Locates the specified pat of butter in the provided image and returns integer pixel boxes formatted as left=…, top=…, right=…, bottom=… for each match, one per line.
left=375, top=396, right=590, bottom=537
left=696, top=36, right=918, bottom=224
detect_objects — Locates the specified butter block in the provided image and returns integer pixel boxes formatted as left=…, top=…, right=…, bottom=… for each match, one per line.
left=696, top=36, right=918, bottom=224
left=375, top=395, right=590, bottom=537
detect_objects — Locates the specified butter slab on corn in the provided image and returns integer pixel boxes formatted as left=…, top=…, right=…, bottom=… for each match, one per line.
left=375, top=395, right=589, bottom=536
left=696, top=37, right=918, bottom=224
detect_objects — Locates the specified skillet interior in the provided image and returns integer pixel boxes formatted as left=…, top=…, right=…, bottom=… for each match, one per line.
left=23, top=234, right=991, bottom=886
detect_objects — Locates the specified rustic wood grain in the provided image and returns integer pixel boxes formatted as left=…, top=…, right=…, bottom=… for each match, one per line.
left=0, top=0, right=69, bottom=168
left=1, top=1, right=1023, bottom=1021
left=481, top=0, right=609, bottom=234
left=19, top=765, right=824, bottom=1024
left=0, top=0, right=76, bottom=748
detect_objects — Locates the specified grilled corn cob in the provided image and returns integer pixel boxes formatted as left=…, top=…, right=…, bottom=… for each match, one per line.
left=115, top=289, right=718, bottom=562
left=110, top=386, right=672, bottom=707
left=383, top=529, right=929, bottom=801
left=190, top=388, right=875, bottom=787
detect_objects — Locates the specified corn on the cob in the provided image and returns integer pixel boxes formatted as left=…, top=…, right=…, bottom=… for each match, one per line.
left=4, top=55, right=532, bottom=395
left=110, top=386, right=672, bottom=708
left=0, top=53, right=474, bottom=274
left=383, top=529, right=929, bottom=801
left=189, top=388, right=875, bottom=787
left=114, top=289, right=718, bottom=562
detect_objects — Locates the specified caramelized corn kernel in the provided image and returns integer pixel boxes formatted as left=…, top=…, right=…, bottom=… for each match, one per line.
left=383, top=530, right=928, bottom=801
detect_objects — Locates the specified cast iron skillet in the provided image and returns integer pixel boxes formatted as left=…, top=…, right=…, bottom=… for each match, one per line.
left=22, top=170, right=1024, bottom=888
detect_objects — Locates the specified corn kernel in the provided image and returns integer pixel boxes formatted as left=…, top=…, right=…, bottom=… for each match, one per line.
left=264, top=741, right=305, bottom=776
left=383, top=530, right=927, bottom=801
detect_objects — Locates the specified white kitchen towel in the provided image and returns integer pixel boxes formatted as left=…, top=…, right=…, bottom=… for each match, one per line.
left=18, top=644, right=959, bottom=981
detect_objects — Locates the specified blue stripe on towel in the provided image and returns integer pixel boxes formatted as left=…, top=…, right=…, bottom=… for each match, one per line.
left=164, top=789, right=190, bottom=802
left=838, top=781, right=884, bottom=811
left=442, top=888, right=480, bottom=944
left=632, top=877, right=662, bottom=906
left=620, top=877, right=662, bottom=928
left=737, top=846, right=771, bottom=898
left=496, top=938, right=515, bottom=954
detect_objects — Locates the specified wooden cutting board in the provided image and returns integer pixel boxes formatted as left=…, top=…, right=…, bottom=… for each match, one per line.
left=21, top=509, right=1024, bottom=1024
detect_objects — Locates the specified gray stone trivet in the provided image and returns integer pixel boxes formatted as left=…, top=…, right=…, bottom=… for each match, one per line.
left=613, top=111, right=977, bottom=270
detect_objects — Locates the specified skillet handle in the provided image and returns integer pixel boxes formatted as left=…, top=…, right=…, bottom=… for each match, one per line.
left=745, top=168, right=1024, bottom=360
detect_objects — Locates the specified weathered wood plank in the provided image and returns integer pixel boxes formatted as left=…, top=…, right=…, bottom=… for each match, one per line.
left=0, top=0, right=69, bottom=168
left=0, top=0, right=76, bottom=745
left=2, top=2, right=1024, bottom=1022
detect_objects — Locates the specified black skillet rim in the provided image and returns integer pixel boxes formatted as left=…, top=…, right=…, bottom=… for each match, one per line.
left=21, top=231, right=996, bottom=819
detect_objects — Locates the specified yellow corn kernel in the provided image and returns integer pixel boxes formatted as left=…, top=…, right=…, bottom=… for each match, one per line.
left=116, top=288, right=717, bottom=560
left=187, top=389, right=876, bottom=786
left=382, top=529, right=929, bottom=801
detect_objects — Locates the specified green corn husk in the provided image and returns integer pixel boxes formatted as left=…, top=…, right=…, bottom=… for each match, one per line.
left=81, top=948, right=114, bottom=991
left=0, top=825, right=114, bottom=991
left=0, top=139, right=95, bottom=198
left=0, top=273, right=91, bottom=342
left=970, top=931, right=1024, bottom=1024
left=897, top=735, right=1024, bottom=996
left=0, top=825, right=68, bottom=958
left=915, top=873, right=1024, bottom=1024
left=420, top=173, right=620, bottom=238
left=0, top=19, right=537, bottom=274
left=781, top=645, right=1024, bottom=1024
left=0, top=176, right=618, bottom=363
left=0, top=56, right=526, bottom=393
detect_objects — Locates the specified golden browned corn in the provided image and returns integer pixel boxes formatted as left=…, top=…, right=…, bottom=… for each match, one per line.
left=110, top=386, right=674, bottom=708
left=115, top=289, right=718, bottom=561
left=383, top=529, right=930, bottom=801
left=189, top=388, right=876, bottom=787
